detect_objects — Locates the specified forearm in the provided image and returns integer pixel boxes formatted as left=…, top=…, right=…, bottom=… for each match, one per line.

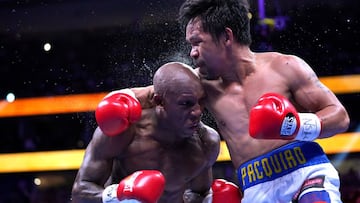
left=72, top=181, right=104, bottom=203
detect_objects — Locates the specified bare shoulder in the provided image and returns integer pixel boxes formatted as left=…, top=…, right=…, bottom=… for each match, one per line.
left=258, top=52, right=303, bottom=67
left=89, top=127, right=134, bottom=159
left=198, top=122, right=219, bottom=141
left=265, top=52, right=312, bottom=74
left=131, top=85, right=155, bottom=108
left=198, top=122, right=220, bottom=163
left=258, top=52, right=317, bottom=86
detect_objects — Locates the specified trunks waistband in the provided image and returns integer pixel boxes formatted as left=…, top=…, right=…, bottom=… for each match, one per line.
left=237, top=141, right=329, bottom=191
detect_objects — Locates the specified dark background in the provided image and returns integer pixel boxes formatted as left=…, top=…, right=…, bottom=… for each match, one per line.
left=0, top=0, right=359, bottom=202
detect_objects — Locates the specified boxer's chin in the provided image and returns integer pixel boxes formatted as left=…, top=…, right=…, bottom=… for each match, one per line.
left=201, top=73, right=219, bottom=80
left=198, top=69, right=210, bottom=79
left=198, top=72, right=207, bottom=79
left=198, top=67, right=218, bottom=80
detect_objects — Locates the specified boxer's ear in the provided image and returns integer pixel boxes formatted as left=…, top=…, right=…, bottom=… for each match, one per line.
left=153, top=94, right=163, bottom=106
left=224, top=27, right=233, bottom=43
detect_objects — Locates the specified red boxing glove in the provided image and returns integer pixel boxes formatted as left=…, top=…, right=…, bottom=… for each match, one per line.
left=95, top=89, right=142, bottom=136
left=249, top=93, right=321, bottom=141
left=102, top=170, right=166, bottom=203
left=212, top=179, right=242, bottom=203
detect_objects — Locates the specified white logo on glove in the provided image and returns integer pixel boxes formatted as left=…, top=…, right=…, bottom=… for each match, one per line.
left=280, top=113, right=297, bottom=136
left=123, top=171, right=143, bottom=192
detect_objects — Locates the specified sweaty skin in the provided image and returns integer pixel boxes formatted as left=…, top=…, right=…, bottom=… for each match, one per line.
left=72, top=62, right=220, bottom=203
left=185, top=17, right=349, bottom=169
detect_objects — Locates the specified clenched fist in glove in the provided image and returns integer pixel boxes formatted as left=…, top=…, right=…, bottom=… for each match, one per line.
left=183, top=179, right=242, bottom=203
left=212, top=179, right=242, bottom=203
left=95, top=89, right=142, bottom=136
left=249, top=93, right=321, bottom=141
left=102, top=170, right=165, bottom=203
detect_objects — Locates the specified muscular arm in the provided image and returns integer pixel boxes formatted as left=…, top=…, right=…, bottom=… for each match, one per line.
left=279, top=55, right=350, bottom=138
left=71, top=128, right=133, bottom=203
left=184, top=170, right=213, bottom=203
left=72, top=86, right=156, bottom=202
left=131, top=85, right=155, bottom=109
left=184, top=123, right=221, bottom=203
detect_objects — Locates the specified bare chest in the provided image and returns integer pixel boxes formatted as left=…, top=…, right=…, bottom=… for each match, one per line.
left=205, top=83, right=255, bottom=136
left=203, top=77, right=289, bottom=166
left=205, top=75, right=287, bottom=130
left=118, top=136, right=208, bottom=190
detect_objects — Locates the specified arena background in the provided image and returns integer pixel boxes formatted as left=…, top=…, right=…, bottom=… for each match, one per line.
left=0, top=0, right=359, bottom=202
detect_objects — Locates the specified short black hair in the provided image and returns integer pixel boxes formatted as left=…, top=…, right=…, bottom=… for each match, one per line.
left=178, top=0, right=252, bottom=45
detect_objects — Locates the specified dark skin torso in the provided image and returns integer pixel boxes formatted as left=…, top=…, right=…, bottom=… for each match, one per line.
left=72, top=86, right=219, bottom=203
left=109, top=109, right=214, bottom=202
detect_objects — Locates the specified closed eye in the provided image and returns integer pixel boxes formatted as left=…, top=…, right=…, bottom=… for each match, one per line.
left=179, top=100, right=195, bottom=107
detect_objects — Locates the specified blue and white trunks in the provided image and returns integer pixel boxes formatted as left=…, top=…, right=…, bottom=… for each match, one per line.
left=237, top=141, right=342, bottom=203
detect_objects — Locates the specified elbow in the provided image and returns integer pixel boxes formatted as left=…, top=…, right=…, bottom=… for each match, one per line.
left=340, top=108, right=350, bottom=133
left=71, top=190, right=79, bottom=203
left=332, top=106, right=350, bottom=134
left=71, top=183, right=82, bottom=203
left=320, top=106, right=350, bottom=138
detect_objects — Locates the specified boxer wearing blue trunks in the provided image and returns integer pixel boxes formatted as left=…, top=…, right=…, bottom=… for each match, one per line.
left=238, top=141, right=341, bottom=202
left=178, top=0, right=350, bottom=202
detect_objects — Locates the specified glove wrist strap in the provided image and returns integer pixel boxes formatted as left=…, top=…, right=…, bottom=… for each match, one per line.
left=295, top=113, right=321, bottom=141
left=102, top=184, right=120, bottom=203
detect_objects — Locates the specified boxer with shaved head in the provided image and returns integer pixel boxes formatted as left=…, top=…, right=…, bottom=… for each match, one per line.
left=72, top=62, right=241, bottom=203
